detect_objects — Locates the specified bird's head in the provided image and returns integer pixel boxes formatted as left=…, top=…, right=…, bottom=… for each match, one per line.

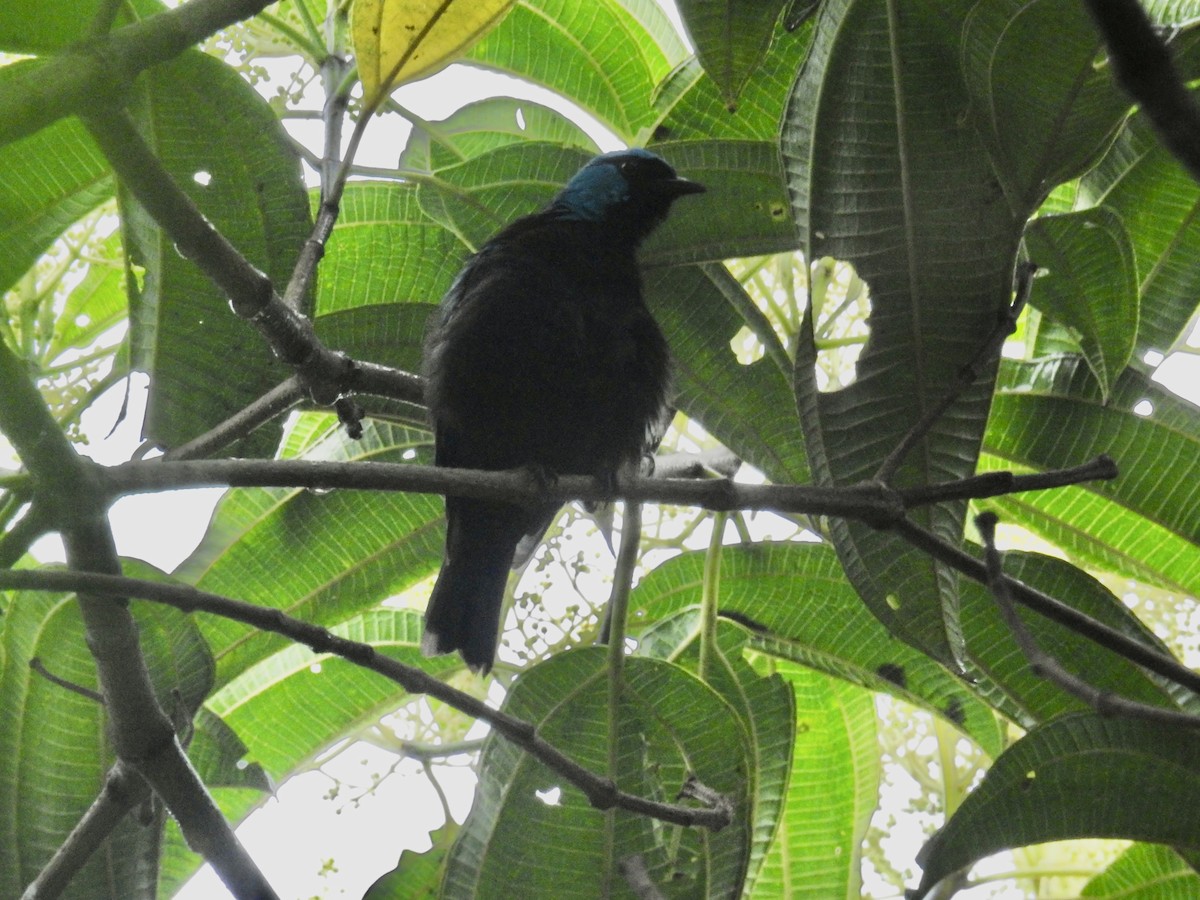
left=552, top=148, right=705, bottom=243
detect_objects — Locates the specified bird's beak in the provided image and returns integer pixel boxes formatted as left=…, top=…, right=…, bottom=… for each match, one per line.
left=665, top=177, right=706, bottom=197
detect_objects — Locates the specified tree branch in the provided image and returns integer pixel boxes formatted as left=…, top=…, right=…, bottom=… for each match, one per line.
left=0, top=568, right=733, bottom=832
left=98, top=452, right=1118, bottom=523
left=975, top=512, right=1200, bottom=728
left=0, top=0, right=279, bottom=147
left=892, top=516, right=1200, bottom=697
left=1084, top=0, right=1200, bottom=185
left=0, top=342, right=277, bottom=899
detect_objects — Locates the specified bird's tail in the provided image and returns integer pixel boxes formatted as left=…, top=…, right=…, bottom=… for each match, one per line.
left=422, top=499, right=526, bottom=673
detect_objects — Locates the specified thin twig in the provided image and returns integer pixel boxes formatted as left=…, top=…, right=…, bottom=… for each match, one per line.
left=875, top=262, right=1036, bottom=484
left=0, top=568, right=732, bottom=832
left=29, top=658, right=105, bottom=704
left=974, top=512, right=1200, bottom=728
left=899, top=455, right=1118, bottom=508
left=893, top=516, right=1200, bottom=696
left=163, top=378, right=305, bottom=461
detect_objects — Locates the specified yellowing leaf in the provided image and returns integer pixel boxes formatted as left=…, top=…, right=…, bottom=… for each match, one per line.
left=351, top=0, right=515, bottom=107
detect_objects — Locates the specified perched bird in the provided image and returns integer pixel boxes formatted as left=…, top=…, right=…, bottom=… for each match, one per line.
left=421, top=148, right=705, bottom=672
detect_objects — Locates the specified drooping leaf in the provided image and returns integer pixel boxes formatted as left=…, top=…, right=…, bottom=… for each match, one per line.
left=464, top=0, right=687, bottom=143
left=0, top=66, right=112, bottom=295
left=983, top=359, right=1200, bottom=598
left=443, top=650, right=752, bottom=898
left=756, top=665, right=877, bottom=898
left=628, top=542, right=1005, bottom=757
left=1023, top=208, right=1138, bottom=401
left=915, top=713, right=1200, bottom=897
left=783, top=0, right=1023, bottom=665
left=0, top=570, right=213, bottom=899
left=960, top=0, right=1131, bottom=208
left=636, top=623, right=794, bottom=893
left=351, top=0, right=515, bottom=106
left=675, top=1, right=787, bottom=110
left=1081, top=105, right=1200, bottom=359
left=121, top=49, right=311, bottom=456
left=1082, top=842, right=1200, bottom=898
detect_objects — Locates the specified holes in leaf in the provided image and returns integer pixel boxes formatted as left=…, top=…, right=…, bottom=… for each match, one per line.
left=1134, top=399, right=1153, bottom=417
left=812, top=257, right=870, bottom=393
left=193, top=170, right=213, bottom=187
left=535, top=786, right=562, bottom=806
left=730, top=324, right=764, bottom=364
left=515, top=107, right=526, bottom=131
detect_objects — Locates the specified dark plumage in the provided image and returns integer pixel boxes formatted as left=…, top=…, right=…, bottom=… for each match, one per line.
left=421, top=148, right=705, bottom=672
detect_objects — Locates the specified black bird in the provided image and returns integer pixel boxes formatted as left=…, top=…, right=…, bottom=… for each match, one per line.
left=421, top=148, right=705, bottom=672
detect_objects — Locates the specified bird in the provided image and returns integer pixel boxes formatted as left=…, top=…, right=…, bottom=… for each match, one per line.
left=420, top=148, right=705, bottom=672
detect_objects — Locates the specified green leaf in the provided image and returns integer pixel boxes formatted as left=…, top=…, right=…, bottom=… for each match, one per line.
left=960, top=0, right=1130, bottom=207
left=636, top=623, right=794, bottom=893
left=1023, top=208, right=1138, bottom=401
left=0, top=65, right=112, bottom=295
left=0, top=584, right=171, bottom=897
left=959, top=552, right=1190, bottom=725
left=1082, top=107, right=1200, bottom=358
left=983, top=359, right=1200, bottom=597
left=644, top=264, right=809, bottom=483
left=651, top=21, right=813, bottom=143
left=188, top=707, right=271, bottom=792
left=0, top=0, right=164, bottom=53
left=915, top=713, right=1200, bottom=897
left=629, top=543, right=1005, bottom=757
left=178, top=421, right=442, bottom=687
left=443, top=650, right=752, bottom=898
left=675, top=1, right=786, bottom=110
left=316, top=182, right=468, bottom=316
left=364, top=820, right=459, bottom=898
left=399, top=97, right=599, bottom=173
left=41, top=230, right=127, bottom=367
left=783, top=0, right=1023, bottom=665
left=756, top=666, right=877, bottom=897
left=464, top=0, right=687, bottom=143
left=120, top=49, right=311, bottom=456
left=1082, top=843, right=1200, bottom=898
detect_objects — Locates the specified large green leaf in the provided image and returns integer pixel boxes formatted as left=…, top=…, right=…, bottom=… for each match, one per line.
left=915, top=713, right=1200, bottom=897
left=178, top=421, right=443, bottom=687
left=983, top=359, right=1200, bottom=597
left=755, top=665, right=877, bottom=898
left=1081, top=107, right=1200, bottom=359
left=0, top=568, right=213, bottom=899
left=464, top=0, right=687, bottom=143
left=960, top=0, right=1131, bottom=208
left=443, top=650, right=752, bottom=898
left=628, top=543, right=1005, bottom=757
left=635, top=623, right=794, bottom=894
left=121, top=49, right=311, bottom=455
left=316, top=182, right=468, bottom=316
left=651, top=18, right=812, bottom=143
left=783, top=0, right=1023, bottom=665
left=0, top=64, right=113, bottom=296
left=1082, top=843, right=1200, bottom=898
left=399, top=97, right=599, bottom=173
left=1023, top=208, right=1138, bottom=401
left=958, top=552, right=1192, bottom=725
left=645, top=264, right=809, bottom=483
left=675, top=1, right=787, bottom=110
left=0, top=0, right=164, bottom=53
